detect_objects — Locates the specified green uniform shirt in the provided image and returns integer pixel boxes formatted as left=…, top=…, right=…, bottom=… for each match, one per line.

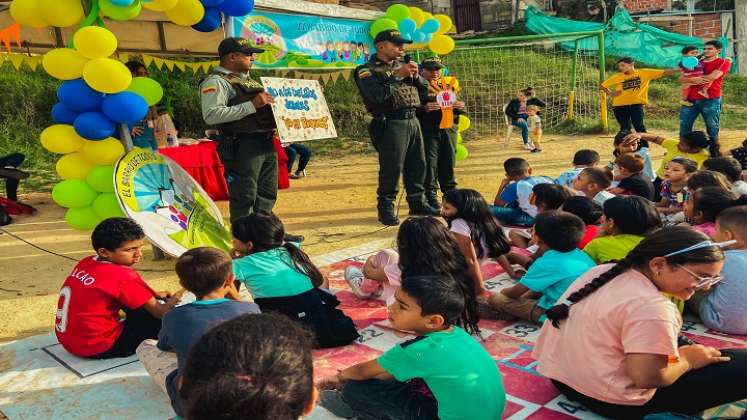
left=378, top=326, right=506, bottom=420
left=354, top=54, right=421, bottom=115
left=199, top=66, right=258, bottom=126
left=583, top=234, right=645, bottom=264
left=232, top=245, right=314, bottom=299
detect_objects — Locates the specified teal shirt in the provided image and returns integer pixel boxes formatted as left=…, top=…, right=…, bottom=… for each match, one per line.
left=378, top=327, right=505, bottom=420
left=519, top=248, right=596, bottom=318
left=232, top=246, right=314, bottom=299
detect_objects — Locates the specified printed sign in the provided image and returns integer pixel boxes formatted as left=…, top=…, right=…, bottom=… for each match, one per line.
left=261, top=77, right=337, bottom=142
left=227, top=11, right=374, bottom=69
left=114, top=148, right=232, bottom=256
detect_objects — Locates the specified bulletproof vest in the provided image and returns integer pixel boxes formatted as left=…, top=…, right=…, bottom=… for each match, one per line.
left=212, top=71, right=277, bottom=135
left=358, top=57, right=421, bottom=115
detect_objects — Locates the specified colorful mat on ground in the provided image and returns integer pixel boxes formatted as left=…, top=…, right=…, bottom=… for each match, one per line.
left=1, top=243, right=746, bottom=419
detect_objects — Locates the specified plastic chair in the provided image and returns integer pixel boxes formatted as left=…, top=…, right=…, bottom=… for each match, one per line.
left=502, top=104, right=514, bottom=146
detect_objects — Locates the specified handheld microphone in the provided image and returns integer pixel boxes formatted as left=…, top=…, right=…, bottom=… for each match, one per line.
left=402, top=54, right=417, bottom=81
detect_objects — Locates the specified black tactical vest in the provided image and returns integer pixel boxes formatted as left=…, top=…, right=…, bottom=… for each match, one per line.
left=357, top=57, right=421, bottom=115
left=212, top=71, right=277, bottom=135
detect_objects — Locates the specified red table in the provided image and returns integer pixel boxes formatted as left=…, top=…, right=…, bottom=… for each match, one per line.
left=159, top=138, right=289, bottom=202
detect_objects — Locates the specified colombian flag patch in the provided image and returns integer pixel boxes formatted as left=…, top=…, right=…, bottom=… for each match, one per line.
left=201, top=86, right=217, bottom=94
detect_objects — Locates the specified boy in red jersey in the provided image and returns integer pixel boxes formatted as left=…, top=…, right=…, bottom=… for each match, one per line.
left=55, top=218, right=179, bottom=358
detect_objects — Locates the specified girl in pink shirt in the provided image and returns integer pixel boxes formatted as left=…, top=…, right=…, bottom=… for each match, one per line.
left=533, top=227, right=747, bottom=417
left=682, top=186, right=747, bottom=238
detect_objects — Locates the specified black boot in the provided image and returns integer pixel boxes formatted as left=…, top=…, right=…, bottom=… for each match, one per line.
left=408, top=201, right=441, bottom=216
left=377, top=203, right=399, bottom=226
left=426, top=196, right=442, bottom=211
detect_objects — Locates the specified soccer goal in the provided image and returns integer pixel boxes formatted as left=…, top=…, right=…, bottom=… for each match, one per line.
left=429, top=31, right=609, bottom=138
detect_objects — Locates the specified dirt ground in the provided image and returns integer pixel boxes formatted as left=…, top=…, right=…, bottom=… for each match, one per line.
left=1, top=130, right=745, bottom=343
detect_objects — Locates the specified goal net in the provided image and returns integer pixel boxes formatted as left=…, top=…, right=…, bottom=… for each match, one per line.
left=434, top=31, right=607, bottom=138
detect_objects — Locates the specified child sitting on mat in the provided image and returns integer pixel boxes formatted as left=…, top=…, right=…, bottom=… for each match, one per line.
left=702, top=156, right=747, bottom=196
left=232, top=213, right=358, bottom=348
left=344, top=217, right=481, bottom=335
left=156, top=247, right=259, bottom=417
left=608, top=153, right=655, bottom=201
left=491, top=157, right=552, bottom=226
left=488, top=210, right=595, bottom=324
left=656, top=157, right=698, bottom=222
left=560, top=196, right=603, bottom=249
left=572, top=167, right=615, bottom=205
left=55, top=218, right=179, bottom=359
left=682, top=187, right=747, bottom=238
left=688, top=206, right=747, bottom=335
left=555, top=149, right=600, bottom=187
left=320, top=275, right=505, bottom=420
left=612, top=131, right=655, bottom=182
left=179, top=313, right=318, bottom=420
left=583, top=196, right=662, bottom=264
left=508, top=183, right=573, bottom=249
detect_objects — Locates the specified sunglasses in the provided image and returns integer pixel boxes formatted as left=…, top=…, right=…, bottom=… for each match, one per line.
left=677, top=264, right=723, bottom=289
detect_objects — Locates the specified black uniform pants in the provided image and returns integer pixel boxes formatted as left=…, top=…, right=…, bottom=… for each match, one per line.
left=612, top=104, right=646, bottom=134
left=368, top=117, right=427, bottom=213
left=216, top=132, right=277, bottom=222
left=421, top=125, right=457, bottom=203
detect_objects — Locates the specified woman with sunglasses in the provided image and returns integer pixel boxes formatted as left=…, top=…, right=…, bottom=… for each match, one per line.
left=532, top=226, right=747, bottom=418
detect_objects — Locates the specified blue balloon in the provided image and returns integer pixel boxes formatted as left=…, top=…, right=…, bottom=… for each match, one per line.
left=109, top=0, right=134, bottom=6
left=400, top=31, right=413, bottom=40
left=219, top=0, right=253, bottom=16
left=420, top=18, right=440, bottom=34
left=682, top=56, right=699, bottom=70
left=51, top=102, right=79, bottom=124
left=201, top=0, right=224, bottom=7
left=57, top=79, right=104, bottom=113
left=74, top=112, right=117, bottom=140
left=101, top=92, right=149, bottom=124
left=399, top=18, right=416, bottom=34
left=192, top=7, right=222, bottom=32
left=413, top=30, right=427, bottom=43
left=424, top=33, right=433, bottom=43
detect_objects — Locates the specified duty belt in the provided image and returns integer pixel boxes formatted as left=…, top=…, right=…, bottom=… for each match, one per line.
left=380, top=109, right=417, bottom=120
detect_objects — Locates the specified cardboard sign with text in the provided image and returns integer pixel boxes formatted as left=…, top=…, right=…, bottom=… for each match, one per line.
left=261, top=77, right=337, bottom=142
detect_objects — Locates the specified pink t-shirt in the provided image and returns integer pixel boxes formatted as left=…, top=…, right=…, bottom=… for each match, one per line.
left=532, top=264, right=681, bottom=406
left=692, top=222, right=716, bottom=238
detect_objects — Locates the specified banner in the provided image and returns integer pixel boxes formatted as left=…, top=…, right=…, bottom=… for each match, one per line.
left=227, top=11, right=373, bottom=69
left=114, top=148, right=232, bottom=257
left=261, top=77, right=337, bottom=142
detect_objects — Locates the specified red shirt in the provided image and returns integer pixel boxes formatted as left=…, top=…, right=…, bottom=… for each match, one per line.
left=687, top=58, right=731, bottom=101
left=578, top=225, right=598, bottom=249
left=55, top=256, right=156, bottom=357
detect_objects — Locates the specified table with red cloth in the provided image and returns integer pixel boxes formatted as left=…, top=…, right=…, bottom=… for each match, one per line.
left=158, top=138, right=289, bottom=202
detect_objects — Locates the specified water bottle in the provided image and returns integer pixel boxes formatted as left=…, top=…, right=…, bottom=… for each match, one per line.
left=166, top=133, right=175, bottom=147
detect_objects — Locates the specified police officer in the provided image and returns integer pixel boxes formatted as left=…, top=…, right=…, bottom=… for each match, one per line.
left=200, top=38, right=278, bottom=222
left=354, top=29, right=439, bottom=226
left=416, top=56, right=465, bottom=210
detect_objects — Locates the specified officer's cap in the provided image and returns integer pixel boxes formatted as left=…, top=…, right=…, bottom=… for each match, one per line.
left=218, top=37, right=265, bottom=57
left=374, top=29, right=413, bottom=45
left=421, top=56, right=445, bottom=69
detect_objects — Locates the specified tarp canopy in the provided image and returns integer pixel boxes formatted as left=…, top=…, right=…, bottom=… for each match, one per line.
left=524, top=5, right=728, bottom=68
left=0, top=0, right=380, bottom=56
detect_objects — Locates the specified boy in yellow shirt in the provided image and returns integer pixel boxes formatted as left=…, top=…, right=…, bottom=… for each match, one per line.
left=600, top=57, right=677, bottom=134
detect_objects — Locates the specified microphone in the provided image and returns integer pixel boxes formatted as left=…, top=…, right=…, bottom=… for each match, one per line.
left=402, top=54, right=417, bottom=81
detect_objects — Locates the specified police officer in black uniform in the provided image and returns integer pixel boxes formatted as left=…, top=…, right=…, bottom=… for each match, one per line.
left=353, top=29, right=439, bottom=226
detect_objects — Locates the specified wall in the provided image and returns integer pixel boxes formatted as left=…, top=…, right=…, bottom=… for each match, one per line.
left=623, top=0, right=667, bottom=12
left=636, top=12, right=725, bottom=38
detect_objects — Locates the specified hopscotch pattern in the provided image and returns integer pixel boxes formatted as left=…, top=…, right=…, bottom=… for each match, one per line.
left=316, top=255, right=747, bottom=419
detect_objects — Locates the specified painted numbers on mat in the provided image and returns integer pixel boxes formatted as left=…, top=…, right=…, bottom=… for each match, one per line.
left=499, top=322, right=540, bottom=342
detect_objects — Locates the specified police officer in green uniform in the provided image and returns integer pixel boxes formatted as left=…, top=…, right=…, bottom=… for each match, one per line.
left=354, top=29, right=439, bottom=226
left=416, top=56, right=465, bottom=210
left=200, top=38, right=278, bottom=222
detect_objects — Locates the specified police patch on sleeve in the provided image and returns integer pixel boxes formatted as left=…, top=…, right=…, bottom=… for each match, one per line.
left=357, top=68, right=372, bottom=79
left=201, top=83, right=217, bottom=94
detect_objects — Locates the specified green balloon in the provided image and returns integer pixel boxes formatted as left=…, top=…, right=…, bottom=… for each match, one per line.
left=127, top=77, right=163, bottom=106
left=370, top=18, right=399, bottom=38
left=385, top=4, right=411, bottom=22
left=65, top=207, right=103, bottom=231
left=86, top=165, right=116, bottom=193
left=92, top=193, right=125, bottom=219
left=455, top=144, right=469, bottom=161
left=100, top=0, right=142, bottom=21
left=52, top=179, right=98, bottom=209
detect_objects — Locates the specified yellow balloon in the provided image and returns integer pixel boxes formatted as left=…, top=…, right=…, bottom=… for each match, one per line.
left=422, top=12, right=434, bottom=22
left=82, top=138, right=126, bottom=165
left=408, top=7, right=424, bottom=26
left=165, top=0, right=205, bottom=26
left=142, top=0, right=178, bottom=12
left=56, top=152, right=95, bottom=180
left=73, top=26, right=118, bottom=59
left=83, top=58, right=133, bottom=94
left=457, top=115, right=471, bottom=132
left=42, top=48, right=89, bottom=80
left=38, top=0, right=84, bottom=27
left=41, top=125, right=86, bottom=154
left=434, top=14, right=452, bottom=35
left=429, top=34, right=455, bottom=56
left=10, top=0, right=48, bottom=28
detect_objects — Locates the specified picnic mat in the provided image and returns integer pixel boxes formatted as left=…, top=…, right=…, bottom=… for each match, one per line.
left=1, top=242, right=746, bottom=419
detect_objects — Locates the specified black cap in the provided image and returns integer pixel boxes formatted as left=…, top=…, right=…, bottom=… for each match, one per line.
left=421, top=56, right=444, bottom=69
left=218, top=37, right=264, bottom=57
left=374, top=29, right=413, bottom=45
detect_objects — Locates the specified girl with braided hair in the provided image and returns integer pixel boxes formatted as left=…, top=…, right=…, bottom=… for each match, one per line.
left=533, top=227, right=747, bottom=417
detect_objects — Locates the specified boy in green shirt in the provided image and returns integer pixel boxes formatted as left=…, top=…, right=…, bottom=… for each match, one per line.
left=320, top=275, right=505, bottom=420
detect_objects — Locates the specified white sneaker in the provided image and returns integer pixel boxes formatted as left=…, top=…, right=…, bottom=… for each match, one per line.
left=344, top=266, right=371, bottom=299
left=522, top=143, right=533, bottom=150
